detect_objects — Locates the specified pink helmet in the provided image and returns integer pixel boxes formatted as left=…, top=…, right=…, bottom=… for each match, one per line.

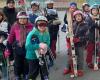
left=17, top=11, right=29, bottom=19
left=73, top=10, right=84, bottom=17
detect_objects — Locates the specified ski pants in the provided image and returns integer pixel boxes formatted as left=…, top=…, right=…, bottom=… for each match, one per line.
left=14, top=53, right=28, bottom=78
left=66, top=46, right=85, bottom=70
left=50, top=40, right=57, bottom=59
left=28, top=59, right=46, bottom=80
left=86, top=42, right=95, bottom=64
left=75, top=46, right=85, bottom=70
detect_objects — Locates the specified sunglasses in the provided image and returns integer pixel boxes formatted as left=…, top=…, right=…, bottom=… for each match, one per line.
left=37, top=23, right=47, bottom=27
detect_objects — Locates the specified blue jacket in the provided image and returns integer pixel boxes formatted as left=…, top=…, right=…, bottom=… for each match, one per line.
left=25, top=27, right=50, bottom=60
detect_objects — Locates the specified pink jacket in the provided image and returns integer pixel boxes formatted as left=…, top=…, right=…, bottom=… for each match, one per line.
left=8, top=22, right=33, bottom=44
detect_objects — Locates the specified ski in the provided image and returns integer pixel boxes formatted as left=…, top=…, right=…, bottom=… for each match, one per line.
left=67, top=11, right=77, bottom=78
left=39, top=53, right=49, bottom=80
left=94, top=18, right=100, bottom=70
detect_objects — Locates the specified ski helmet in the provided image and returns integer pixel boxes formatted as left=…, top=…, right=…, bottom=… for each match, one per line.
left=69, top=2, right=77, bottom=7
left=31, top=1, right=40, bottom=7
left=82, top=3, right=90, bottom=9
left=17, top=11, right=29, bottom=19
left=45, top=0, right=54, bottom=4
left=35, top=16, right=48, bottom=24
left=90, top=4, right=99, bottom=14
left=73, top=10, right=84, bottom=18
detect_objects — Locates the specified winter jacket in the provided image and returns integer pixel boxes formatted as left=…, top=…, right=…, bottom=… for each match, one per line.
left=3, top=6, right=17, bottom=32
left=25, top=27, right=50, bottom=60
left=7, top=22, right=33, bottom=55
left=73, top=21, right=89, bottom=47
left=0, top=21, right=8, bottom=51
left=29, top=10, right=43, bottom=24
left=86, top=15, right=100, bottom=42
left=46, top=9, right=60, bottom=40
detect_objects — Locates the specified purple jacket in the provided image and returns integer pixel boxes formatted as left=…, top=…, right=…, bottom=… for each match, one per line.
left=8, top=22, right=33, bottom=44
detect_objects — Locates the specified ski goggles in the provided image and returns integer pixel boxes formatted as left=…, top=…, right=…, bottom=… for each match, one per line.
left=37, top=23, right=47, bottom=27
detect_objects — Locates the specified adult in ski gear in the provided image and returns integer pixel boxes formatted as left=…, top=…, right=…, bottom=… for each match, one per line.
left=4, top=11, right=33, bottom=80
left=25, top=16, right=50, bottom=80
left=29, top=1, right=43, bottom=24
left=86, top=4, right=100, bottom=69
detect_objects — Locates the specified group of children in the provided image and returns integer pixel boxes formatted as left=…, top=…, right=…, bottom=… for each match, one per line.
left=0, top=0, right=99, bottom=80
left=0, top=0, right=60, bottom=80
left=63, top=2, right=100, bottom=77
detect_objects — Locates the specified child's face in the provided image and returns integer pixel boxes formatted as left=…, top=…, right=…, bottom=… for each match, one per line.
left=47, top=3, right=54, bottom=9
left=37, top=21, right=47, bottom=32
left=7, top=2, right=15, bottom=8
left=91, top=8, right=98, bottom=16
left=32, top=5, right=39, bottom=11
left=75, top=14, right=83, bottom=22
left=84, top=6, right=90, bottom=12
left=69, top=6, right=77, bottom=12
left=18, top=18, right=28, bottom=25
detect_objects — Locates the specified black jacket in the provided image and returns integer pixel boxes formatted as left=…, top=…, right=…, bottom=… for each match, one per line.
left=73, top=21, right=89, bottom=47
left=3, top=6, right=17, bottom=32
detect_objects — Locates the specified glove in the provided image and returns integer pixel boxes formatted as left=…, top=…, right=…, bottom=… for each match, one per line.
left=4, top=49, right=10, bottom=58
left=73, top=37, right=80, bottom=43
left=39, top=43, right=48, bottom=50
left=39, top=49, right=47, bottom=55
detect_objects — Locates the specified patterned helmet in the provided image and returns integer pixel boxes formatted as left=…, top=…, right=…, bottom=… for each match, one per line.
left=17, top=11, right=29, bottom=19
left=73, top=10, right=84, bottom=17
left=31, top=1, right=40, bottom=6
left=35, top=16, right=48, bottom=23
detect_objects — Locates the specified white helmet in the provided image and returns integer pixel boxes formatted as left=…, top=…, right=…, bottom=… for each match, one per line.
left=17, top=11, right=29, bottom=19
left=31, top=1, right=40, bottom=6
left=45, top=0, right=54, bottom=4
left=35, top=16, right=48, bottom=23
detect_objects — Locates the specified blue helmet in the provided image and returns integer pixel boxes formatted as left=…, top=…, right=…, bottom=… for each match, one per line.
left=69, top=2, right=77, bottom=7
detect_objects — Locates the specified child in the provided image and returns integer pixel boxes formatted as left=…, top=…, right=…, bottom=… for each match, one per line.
left=86, top=4, right=100, bottom=69
left=25, top=16, right=50, bottom=80
left=0, top=11, right=8, bottom=79
left=44, top=0, right=61, bottom=59
left=29, top=1, right=43, bottom=24
left=4, top=11, right=33, bottom=80
left=64, top=10, right=88, bottom=77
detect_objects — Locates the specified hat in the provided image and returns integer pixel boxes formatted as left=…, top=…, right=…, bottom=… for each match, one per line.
left=6, top=0, right=15, bottom=4
left=69, top=2, right=77, bottom=7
